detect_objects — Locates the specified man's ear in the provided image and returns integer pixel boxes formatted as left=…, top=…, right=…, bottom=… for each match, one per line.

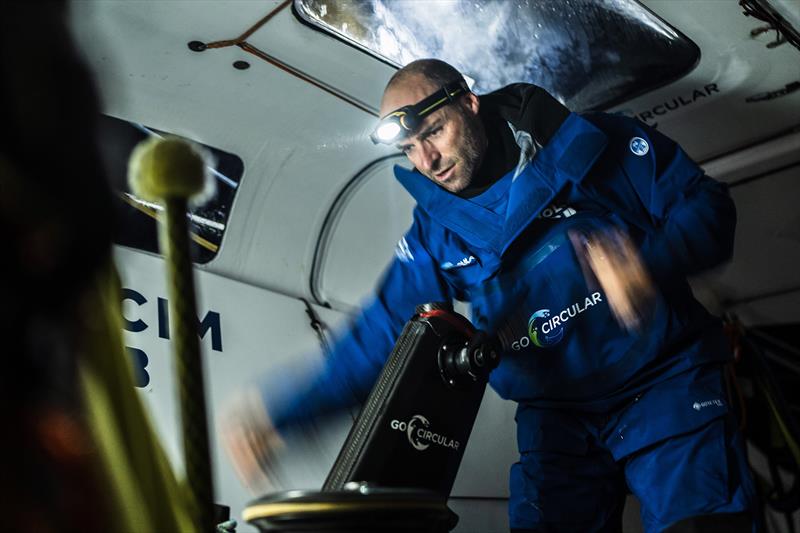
left=462, top=92, right=480, bottom=116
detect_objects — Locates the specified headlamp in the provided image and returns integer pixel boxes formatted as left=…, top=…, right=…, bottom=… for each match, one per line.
left=370, top=80, right=469, bottom=145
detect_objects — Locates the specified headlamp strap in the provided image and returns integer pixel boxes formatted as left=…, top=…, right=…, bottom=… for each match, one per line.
left=370, top=80, right=470, bottom=145
left=417, top=81, right=468, bottom=118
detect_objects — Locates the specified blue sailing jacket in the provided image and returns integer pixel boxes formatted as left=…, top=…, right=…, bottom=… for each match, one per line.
left=268, top=111, right=736, bottom=431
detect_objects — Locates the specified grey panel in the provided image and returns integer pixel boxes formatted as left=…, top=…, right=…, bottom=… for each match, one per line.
left=695, top=165, right=800, bottom=324
left=448, top=498, right=509, bottom=533
left=451, top=389, right=517, bottom=498
left=319, top=158, right=416, bottom=309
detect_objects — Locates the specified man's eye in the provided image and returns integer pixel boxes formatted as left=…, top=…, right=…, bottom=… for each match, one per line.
left=401, top=145, right=413, bottom=154
left=430, top=127, right=443, bottom=137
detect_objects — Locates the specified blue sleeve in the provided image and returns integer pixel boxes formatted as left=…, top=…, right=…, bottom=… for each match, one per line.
left=267, top=213, right=453, bottom=432
left=625, top=121, right=737, bottom=285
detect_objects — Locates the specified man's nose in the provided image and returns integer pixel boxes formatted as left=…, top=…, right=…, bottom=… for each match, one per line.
left=417, top=142, right=440, bottom=172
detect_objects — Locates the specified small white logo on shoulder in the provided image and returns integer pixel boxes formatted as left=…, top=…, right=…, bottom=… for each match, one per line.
left=630, top=137, right=649, bottom=156
left=441, top=255, right=476, bottom=270
left=692, top=398, right=724, bottom=411
left=395, top=236, right=414, bottom=263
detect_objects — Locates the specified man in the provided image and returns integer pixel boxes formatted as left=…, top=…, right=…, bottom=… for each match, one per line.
left=223, top=59, right=757, bottom=532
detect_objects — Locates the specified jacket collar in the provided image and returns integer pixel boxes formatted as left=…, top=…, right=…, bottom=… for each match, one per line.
left=394, top=113, right=608, bottom=254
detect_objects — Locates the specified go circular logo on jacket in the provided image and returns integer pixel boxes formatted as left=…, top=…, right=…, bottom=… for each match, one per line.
left=511, top=291, right=605, bottom=350
left=528, top=309, right=564, bottom=347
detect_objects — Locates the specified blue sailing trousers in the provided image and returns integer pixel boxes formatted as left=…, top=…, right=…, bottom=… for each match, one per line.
left=509, top=364, right=757, bottom=531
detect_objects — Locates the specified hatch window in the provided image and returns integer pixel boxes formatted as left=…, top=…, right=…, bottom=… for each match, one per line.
left=294, top=0, right=699, bottom=111
left=97, top=115, right=243, bottom=264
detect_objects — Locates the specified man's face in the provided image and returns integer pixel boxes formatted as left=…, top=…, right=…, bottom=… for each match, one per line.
left=379, top=76, right=485, bottom=193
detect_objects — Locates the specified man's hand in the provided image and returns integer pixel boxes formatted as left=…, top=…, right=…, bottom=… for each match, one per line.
left=570, top=228, right=656, bottom=332
left=219, top=387, right=285, bottom=494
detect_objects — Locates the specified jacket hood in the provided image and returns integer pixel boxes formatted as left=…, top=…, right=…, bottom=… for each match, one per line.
left=394, top=112, right=608, bottom=254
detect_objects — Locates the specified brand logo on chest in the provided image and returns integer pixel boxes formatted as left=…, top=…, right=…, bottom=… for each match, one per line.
left=527, top=292, right=603, bottom=348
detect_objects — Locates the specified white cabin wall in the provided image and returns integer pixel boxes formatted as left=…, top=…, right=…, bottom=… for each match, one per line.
left=70, top=0, right=399, bottom=303
left=115, top=245, right=354, bottom=530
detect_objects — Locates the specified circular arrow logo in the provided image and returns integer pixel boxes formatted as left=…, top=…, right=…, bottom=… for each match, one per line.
left=406, top=414, right=430, bottom=451
left=528, top=309, right=564, bottom=348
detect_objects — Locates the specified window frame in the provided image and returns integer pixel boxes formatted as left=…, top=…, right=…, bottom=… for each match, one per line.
left=291, top=0, right=701, bottom=111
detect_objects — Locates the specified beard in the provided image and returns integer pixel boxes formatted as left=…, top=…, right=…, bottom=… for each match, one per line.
left=425, top=109, right=486, bottom=193
left=454, top=111, right=485, bottom=190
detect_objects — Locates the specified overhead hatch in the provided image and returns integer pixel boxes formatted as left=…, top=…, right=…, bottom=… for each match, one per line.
left=293, top=0, right=699, bottom=111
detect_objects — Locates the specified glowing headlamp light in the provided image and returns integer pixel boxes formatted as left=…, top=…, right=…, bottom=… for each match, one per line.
left=370, top=80, right=469, bottom=145
left=373, top=119, right=405, bottom=144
